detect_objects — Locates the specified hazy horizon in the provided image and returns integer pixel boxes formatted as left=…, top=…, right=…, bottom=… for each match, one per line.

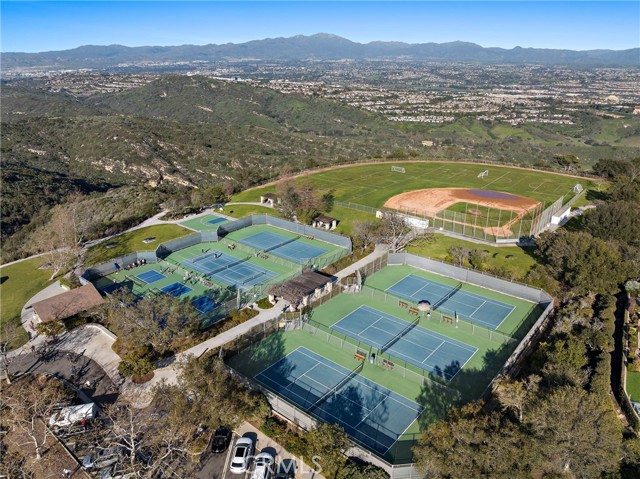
left=2, top=1, right=639, bottom=53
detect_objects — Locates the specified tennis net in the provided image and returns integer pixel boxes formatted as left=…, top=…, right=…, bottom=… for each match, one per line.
left=207, top=257, right=249, bottom=276
left=380, top=314, right=421, bottom=354
left=242, top=271, right=266, bottom=285
left=264, top=236, right=300, bottom=253
left=308, top=361, right=363, bottom=412
left=432, top=282, right=462, bottom=311
left=126, top=275, right=146, bottom=288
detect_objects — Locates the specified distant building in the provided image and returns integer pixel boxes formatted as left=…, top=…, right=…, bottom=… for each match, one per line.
left=312, top=214, right=338, bottom=230
left=260, top=193, right=279, bottom=206
left=32, top=284, right=104, bottom=322
left=421, top=140, right=434, bottom=147
left=633, top=106, right=640, bottom=115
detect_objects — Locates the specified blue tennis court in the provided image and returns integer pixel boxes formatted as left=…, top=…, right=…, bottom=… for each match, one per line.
left=209, top=261, right=277, bottom=289
left=180, top=251, right=239, bottom=276
left=161, top=282, right=192, bottom=297
left=192, top=296, right=217, bottom=314
left=239, top=231, right=327, bottom=263
left=255, top=347, right=423, bottom=456
left=136, top=270, right=166, bottom=284
left=386, top=274, right=514, bottom=330
left=207, top=217, right=226, bottom=225
left=331, top=305, right=477, bottom=381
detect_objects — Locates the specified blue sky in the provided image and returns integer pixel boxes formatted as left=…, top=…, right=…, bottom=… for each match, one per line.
left=2, top=1, right=638, bottom=52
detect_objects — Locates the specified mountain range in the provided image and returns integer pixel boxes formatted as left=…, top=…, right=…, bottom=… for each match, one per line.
left=3, top=33, right=639, bottom=70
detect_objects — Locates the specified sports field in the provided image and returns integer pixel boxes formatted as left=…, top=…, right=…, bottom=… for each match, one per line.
left=232, top=162, right=594, bottom=208
left=180, top=213, right=228, bottom=232
left=228, top=262, right=541, bottom=463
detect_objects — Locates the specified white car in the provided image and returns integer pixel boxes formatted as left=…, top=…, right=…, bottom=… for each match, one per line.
left=229, top=437, right=254, bottom=474
left=250, top=452, right=275, bottom=479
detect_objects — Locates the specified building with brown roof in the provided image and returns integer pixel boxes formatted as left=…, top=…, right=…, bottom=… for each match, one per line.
left=269, top=271, right=333, bottom=309
left=32, top=284, right=104, bottom=322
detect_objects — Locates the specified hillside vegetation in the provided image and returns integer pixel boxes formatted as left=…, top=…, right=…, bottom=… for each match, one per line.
left=0, top=74, right=635, bottom=263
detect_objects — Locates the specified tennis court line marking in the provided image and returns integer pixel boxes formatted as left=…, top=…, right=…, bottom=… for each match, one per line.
left=294, top=348, right=423, bottom=413
left=331, top=306, right=477, bottom=379
left=421, top=342, right=444, bottom=365
left=254, top=351, right=419, bottom=453
left=357, top=305, right=477, bottom=351
left=387, top=274, right=516, bottom=329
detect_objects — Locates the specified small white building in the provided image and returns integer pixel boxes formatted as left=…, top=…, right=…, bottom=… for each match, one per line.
left=551, top=204, right=571, bottom=225
left=260, top=193, right=279, bottom=207
left=312, top=214, right=338, bottom=230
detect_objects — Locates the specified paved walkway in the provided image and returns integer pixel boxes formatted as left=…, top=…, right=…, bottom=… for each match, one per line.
left=9, top=238, right=385, bottom=409
left=121, top=298, right=289, bottom=407
left=335, top=243, right=389, bottom=279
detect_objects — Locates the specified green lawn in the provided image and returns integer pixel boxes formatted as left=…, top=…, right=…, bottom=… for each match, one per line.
left=407, top=234, right=537, bottom=281
left=232, top=162, right=596, bottom=208
left=85, top=224, right=191, bottom=266
left=223, top=204, right=284, bottom=219
left=180, top=213, right=228, bottom=231
left=627, top=370, right=640, bottom=402
left=0, top=257, right=54, bottom=349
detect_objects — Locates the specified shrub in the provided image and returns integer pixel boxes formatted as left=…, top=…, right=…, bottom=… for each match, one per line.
left=256, top=297, right=274, bottom=309
left=228, top=307, right=259, bottom=324
left=118, top=354, right=155, bottom=378
left=35, top=320, right=65, bottom=337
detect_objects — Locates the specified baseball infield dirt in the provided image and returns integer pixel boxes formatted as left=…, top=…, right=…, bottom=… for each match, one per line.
left=384, top=188, right=540, bottom=237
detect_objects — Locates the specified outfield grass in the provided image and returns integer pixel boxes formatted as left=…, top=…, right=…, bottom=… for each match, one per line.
left=407, top=234, right=537, bottom=281
left=329, top=205, right=378, bottom=237
left=232, top=162, right=596, bottom=208
left=627, top=370, right=640, bottom=402
left=0, top=258, right=54, bottom=349
left=85, top=224, right=191, bottom=266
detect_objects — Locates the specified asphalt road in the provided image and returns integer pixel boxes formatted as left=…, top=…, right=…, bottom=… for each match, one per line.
left=8, top=348, right=120, bottom=406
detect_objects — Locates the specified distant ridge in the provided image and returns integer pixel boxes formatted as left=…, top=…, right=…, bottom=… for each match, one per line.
left=2, top=33, right=638, bottom=70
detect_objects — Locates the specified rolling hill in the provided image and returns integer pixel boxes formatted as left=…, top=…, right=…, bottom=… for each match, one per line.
left=3, top=34, right=639, bottom=70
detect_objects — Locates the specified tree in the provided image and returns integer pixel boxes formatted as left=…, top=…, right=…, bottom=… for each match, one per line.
left=274, top=180, right=331, bottom=224
left=492, top=375, right=540, bottom=423
left=118, top=354, right=155, bottom=378
left=0, top=322, right=17, bottom=384
left=553, top=154, right=580, bottom=173
left=303, top=423, right=350, bottom=478
left=34, top=320, right=65, bottom=338
left=153, top=354, right=269, bottom=433
left=528, top=386, right=621, bottom=478
left=1, top=376, right=72, bottom=460
left=30, top=206, right=81, bottom=280
left=336, top=462, right=389, bottom=479
left=537, top=230, right=630, bottom=295
left=274, top=180, right=300, bottom=220
left=608, top=175, right=640, bottom=203
left=104, top=293, right=201, bottom=357
left=352, top=220, right=380, bottom=254
left=413, top=402, right=531, bottom=478
left=377, top=212, right=430, bottom=253
left=447, top=245, right=470, bottom=267
left=583, top=201, right=640, bottom=247
left=468, top=249, right=488, bottom=270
